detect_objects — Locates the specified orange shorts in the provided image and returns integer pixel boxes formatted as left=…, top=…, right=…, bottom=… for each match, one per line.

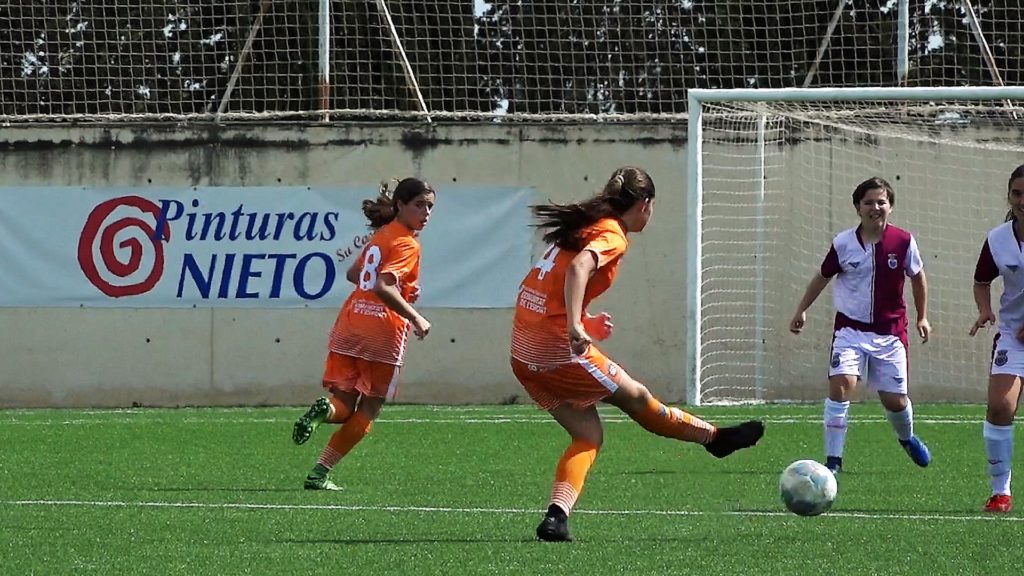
left=510, top=346, right=630, bottom=411
left=322, top=352, right=401, bottom=400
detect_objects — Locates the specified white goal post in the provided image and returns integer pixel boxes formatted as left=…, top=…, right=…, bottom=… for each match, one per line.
left=686, top=86, right=1024, bottom=406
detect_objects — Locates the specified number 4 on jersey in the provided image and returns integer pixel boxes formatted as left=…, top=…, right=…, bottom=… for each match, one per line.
left=534, top=245, right=560, bottom=280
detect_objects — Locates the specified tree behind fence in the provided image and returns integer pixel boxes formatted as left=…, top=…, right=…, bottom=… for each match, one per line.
left=1, top=1, right=1022, bottom=122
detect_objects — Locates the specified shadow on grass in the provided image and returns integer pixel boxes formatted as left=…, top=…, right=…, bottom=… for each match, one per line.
left=145, top=487, right=296, bottom=493
left=613, top=468, right=775, bottom=476
left=730, top=506, right=999, bottom=516
left=279, top=534, right=708, bottom=544
left=277, top=537, right=537, bottom=545
left=613, top=469, right=682, bottom=476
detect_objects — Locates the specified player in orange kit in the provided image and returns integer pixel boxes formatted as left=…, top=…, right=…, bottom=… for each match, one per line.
left=291, top=177, right=435, bottom=491
left=511, top=166, right=765, bottom=541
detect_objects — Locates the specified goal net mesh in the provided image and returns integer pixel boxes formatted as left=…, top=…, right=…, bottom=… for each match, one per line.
left=696, top=97, right=1024, bottom=404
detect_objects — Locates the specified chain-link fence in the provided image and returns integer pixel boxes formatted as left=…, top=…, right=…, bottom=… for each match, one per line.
left=2, top=1, right=1021, bottom=122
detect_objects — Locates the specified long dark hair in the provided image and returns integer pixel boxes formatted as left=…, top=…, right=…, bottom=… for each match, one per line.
left=532, top=166, right=655, bottom=250
left=362, top=177, right=435, bottom=229
left=1005, top=164, right=1024, bottom=223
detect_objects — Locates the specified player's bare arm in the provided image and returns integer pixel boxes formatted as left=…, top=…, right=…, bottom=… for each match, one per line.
left=374, top=272, right=430, bottom=339
left=345, top=258, right=360, bottom=285
left=789, top=272, right=831, bottom=334
left=970, top=281, right=996, bottom=337
left=565, top=250, right=599, bottom=355
left=910, top=270, right=930, bottom=343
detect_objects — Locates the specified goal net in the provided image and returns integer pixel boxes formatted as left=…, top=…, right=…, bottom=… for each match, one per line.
left=687, top=87, right=1024, bottom=405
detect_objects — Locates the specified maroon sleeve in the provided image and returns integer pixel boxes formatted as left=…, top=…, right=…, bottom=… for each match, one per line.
left=974, top=239, right=999, bottom=284
left=820, top=245, right=841, bottom=279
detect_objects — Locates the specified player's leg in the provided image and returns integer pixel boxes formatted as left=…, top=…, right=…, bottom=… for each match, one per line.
left=877, top=389, right=930, bottom=467
left=536, top=405, right=603, bottom=542
left=605, top=371, right=763, bottom=458
left=824, top=330, right=865, bottom=474
left=866, top=336, right=930, bottom=468
left=983, top=371, right=1021, bottom=512
left=823, top=375, right=857, bottom=474
left=294, top=351, right=361, bottom=445
left=304, top=358, right=396, bottom=491
left=305, top=395, right=383, bottom=491
left=293, top=389, right=357, bottom=445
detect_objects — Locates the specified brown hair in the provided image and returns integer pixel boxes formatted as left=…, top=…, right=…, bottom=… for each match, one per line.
left=1004, top=164, right=1024, bottom=223
left=362, top=177, right=435, bottom=229
left=852, top=176, right=895, bottom=207
left=532, top=166, right=655, bottom=251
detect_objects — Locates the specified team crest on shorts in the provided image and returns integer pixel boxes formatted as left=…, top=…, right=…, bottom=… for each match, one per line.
left=607, top=362, right=619, bottom=377
left=830, top=352, right=841, bottom=368
left=995, top=350, right=1009, bottom=367
left=887, top=253, right=898, bottom=269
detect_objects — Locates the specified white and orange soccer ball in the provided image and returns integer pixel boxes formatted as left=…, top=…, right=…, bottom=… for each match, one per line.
left=779, top=459, right=837, bottom=516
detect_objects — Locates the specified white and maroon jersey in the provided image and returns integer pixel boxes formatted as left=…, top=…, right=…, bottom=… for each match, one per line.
left=974, top=221, right=1024, bottom=336
left=819, top=224, right=923, bottom=342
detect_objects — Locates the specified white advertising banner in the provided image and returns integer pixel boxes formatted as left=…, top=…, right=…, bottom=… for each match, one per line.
left=0, top=186, right=533, bottom=308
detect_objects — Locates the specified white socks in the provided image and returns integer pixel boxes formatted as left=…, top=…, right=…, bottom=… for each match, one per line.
left=824, top=399, right=850, bottom=458
left=885, top=401, right=914, bottom=442
left=984, top=421, right=1014, bottom=496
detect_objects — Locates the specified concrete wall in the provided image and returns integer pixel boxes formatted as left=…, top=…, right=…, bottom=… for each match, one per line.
left=0, top=121, right=1012, bottom=407
left=0, top=122, right=689, bottom=407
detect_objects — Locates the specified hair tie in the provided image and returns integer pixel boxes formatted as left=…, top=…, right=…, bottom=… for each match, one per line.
left=382, top=178, right=403, bottom=205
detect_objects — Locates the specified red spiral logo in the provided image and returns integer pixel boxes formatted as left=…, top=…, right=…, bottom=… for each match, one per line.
left=77, top=196, right=171, bottom=297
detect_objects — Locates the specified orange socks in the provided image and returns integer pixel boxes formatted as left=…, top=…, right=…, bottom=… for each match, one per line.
left=549, top=439, right=600, bottom=515
left=317, top=411, right=374, bottom=470
left=631, top=396, right=716, bottom=444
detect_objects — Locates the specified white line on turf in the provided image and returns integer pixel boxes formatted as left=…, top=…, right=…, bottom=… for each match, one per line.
left=0, top=416, right=983, bottom=426
left=2, top=499, right=1017, bottom=522
left=0, top=416, right=985, bottom=425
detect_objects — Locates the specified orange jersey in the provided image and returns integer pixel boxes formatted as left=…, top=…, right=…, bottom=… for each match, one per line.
left=511, top=217, right=629, bottom=365
left=329, top=220, right=421, bottom=365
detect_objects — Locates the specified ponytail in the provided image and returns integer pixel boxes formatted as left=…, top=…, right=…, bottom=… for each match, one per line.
left=361, top=180, right=398, bottom=229
left=532, top=166, right=655, bottom=250
left=361, top=177, right=435, bottom=229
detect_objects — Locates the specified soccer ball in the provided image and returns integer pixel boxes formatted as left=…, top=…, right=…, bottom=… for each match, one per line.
left=779, top=459, right=837, bottom=516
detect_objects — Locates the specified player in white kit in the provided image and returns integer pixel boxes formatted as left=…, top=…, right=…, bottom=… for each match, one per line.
left=970, top=164, right=1024, bottom=513
left=789, top=177, right=932, bottom=475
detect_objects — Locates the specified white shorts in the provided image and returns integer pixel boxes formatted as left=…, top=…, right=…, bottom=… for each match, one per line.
left=991, top=331, right=1024, bottom=377
left=828, top=327, right=908, bottom=394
